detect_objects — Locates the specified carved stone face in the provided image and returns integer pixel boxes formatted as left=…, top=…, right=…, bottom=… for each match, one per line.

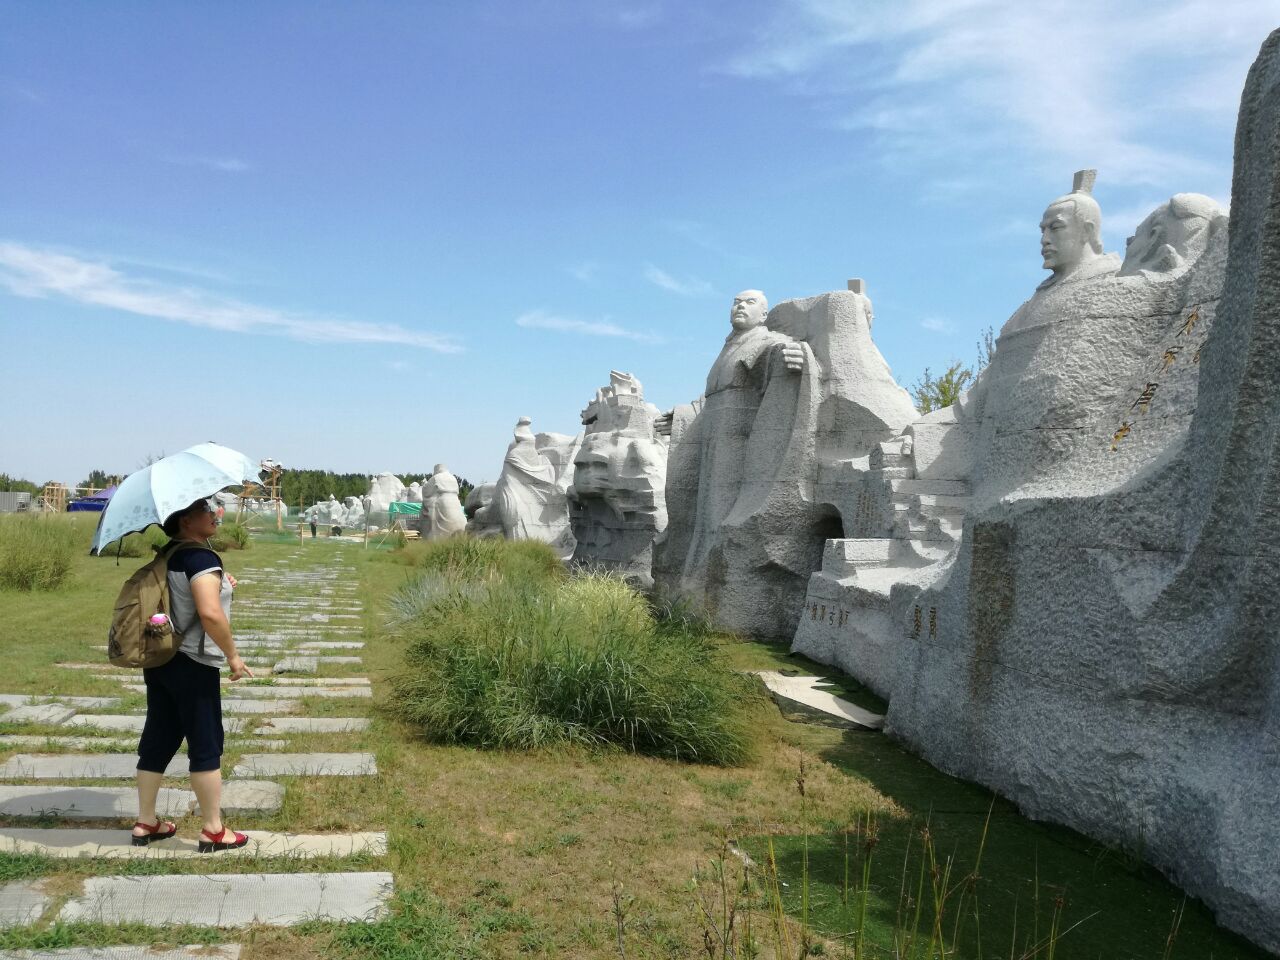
left=729, top=290, right=767, bottom=331
left=1039, top=201, right=1092, bottom=275
left=1119, top=196, right=1219, bottom=277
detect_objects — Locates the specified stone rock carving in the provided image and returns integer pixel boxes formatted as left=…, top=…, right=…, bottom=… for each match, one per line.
left=464, top=482, right=502, bottom=537
left=792, top=29, right=1274, bottom=949
left=418, top=464, right=467, bottom=540
left=485, top=417, right=580, bottom=559
left=654, top=288, right=915, bottom=637
left=365, top=474, right=406, bottom=516
left=567, top=371, right=668, bottom=585
left=406, top=481, right=423, bottom=504
left=341, top=496, right=365, bottom=529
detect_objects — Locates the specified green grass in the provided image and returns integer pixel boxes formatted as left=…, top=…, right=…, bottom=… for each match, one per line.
left=0, top=514, right=87, bottom=591
left=0, top=532, right=1271, bottom=959
left=387, top=542, right=758, bottom=764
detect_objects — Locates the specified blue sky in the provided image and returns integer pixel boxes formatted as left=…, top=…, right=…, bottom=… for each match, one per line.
left=2, top=1, right=1276, bottom=488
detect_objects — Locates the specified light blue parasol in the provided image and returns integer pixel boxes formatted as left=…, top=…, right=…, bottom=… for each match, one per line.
left=90, top=442, right=262, bottom=554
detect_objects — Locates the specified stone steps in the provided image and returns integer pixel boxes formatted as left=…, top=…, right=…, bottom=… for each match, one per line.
left=56, top=871, right=392, bottom=926
left=0, top=946, right=241, bottom=958
left=230, top=753, right=375, bottom=777
left=121, top=684, right=371, bottom=699
left=0, top=781, right=284, bottom=818
left=0, top=828, right=385, bottom=860
left=0, top=946, right=241, bottom=959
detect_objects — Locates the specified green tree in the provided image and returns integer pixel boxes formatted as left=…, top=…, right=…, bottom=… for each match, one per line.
left=79, top=469, right=122, bottom=490
left=910, top=326, right=996, bottom=414
left=0, top=474, right=39, bottom=495
left=911, top=362, right=974, bottom=414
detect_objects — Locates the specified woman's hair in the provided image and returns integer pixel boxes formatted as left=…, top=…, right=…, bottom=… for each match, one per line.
left=162, top=499, right=207, bottom=539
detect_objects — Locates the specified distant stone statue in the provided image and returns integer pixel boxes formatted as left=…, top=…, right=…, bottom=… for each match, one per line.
left=490, top=417, right=579, bottom=559
left=419, top=463, right=466, bottom=540
left=406, top=481, right=424, bottom=504
left=568, top=371, right=669, bottom=585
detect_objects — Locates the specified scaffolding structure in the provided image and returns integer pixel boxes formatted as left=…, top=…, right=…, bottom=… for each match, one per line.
left=233, top=461, right=285, bottom=531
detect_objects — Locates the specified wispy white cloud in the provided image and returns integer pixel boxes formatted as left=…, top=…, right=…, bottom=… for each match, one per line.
left=0, top=242, right=462, bottom=352
left=613, top=3, right=662, bottom=28
left=566, top=260, right=601, bottom=283
left=161, top=155, right=251, bottom=173
left=644, top=263, right=717, bottom=297
left=515, top=309, right=660, bottom=343
left=920, top=316, right=954, bottom=334
left=720, top=0, right=1273, bottom=187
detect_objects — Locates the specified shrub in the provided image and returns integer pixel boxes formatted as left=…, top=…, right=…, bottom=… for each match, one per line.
left=210, top=520, right=251, bottom=551
left=0, top=515, right=80, bottom=591
left=389, top=551, right=756, bottom=765
left=99, top=525, right=169, bottom=559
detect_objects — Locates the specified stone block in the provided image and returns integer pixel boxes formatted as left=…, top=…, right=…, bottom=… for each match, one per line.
left=0, top=705, right=76, bottom=726
left=0, top=947, right=240, bottom=959
left=0, top=828, right=386, bottom=860
left=0, top=754, right=186, bottom=780
left=254, top=717, right=369, bottom=734
left=0, top=881, right=47, bottom=927
left=755, top=672, right=884, bottom=730
left=57, top=871, right=393, bottom=926
left=231, top=753, right=376, bottom=777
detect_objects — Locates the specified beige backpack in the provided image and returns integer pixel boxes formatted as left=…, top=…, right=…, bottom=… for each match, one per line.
left=106, top=541, right=199, bottom=668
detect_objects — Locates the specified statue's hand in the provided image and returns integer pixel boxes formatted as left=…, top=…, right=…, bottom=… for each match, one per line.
left=781, top=342, right=805, bottom=373
left=654, top=411, right=674, bottom=437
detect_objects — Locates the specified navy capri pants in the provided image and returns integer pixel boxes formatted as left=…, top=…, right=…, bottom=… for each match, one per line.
left=138, top=652, right=223, bottom=773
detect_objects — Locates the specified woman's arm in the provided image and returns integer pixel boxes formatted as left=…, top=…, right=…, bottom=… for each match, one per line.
left=190, top=573, right=252, bottom=681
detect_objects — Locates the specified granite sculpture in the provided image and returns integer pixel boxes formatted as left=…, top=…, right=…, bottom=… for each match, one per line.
left=567, top=371, right=668, bottom=585
left=654, top=288, right=916, bottom=637
left=483, top=417, right=580, bottom=558
left=791, top=30, right=1279, bottom=949
left=418, top=464, right=467, bottom=540
left=365, top=474, right=406, bottom=514
left=464, top=482, right=502, bottom=537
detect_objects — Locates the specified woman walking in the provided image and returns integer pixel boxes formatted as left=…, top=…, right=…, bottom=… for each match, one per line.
left=131, top=496, right=252, bottom=852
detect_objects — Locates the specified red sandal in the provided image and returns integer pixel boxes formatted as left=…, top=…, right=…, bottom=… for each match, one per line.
left=130, top=819, right=177, bottom=847
left=198, top=825, right=249, bottom=853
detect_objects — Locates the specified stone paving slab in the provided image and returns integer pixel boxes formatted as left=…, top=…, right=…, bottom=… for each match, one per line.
left=297, top=641, right=364, bottom=650
left=314, top=656, right=363, bottom=665
left=122, top=684, right=368, bottom=699
left=0, top=754, right=187, bottom=780
left=271, top=658, right=317, bottom=674
left=57, top=871, right=393, bottom=926
left=754, top=672, right=885, bottom=730
left=0, top=785, right=192, bottom=819
left=0, top=695, right=119, bottom=709
left=0, top=781, right=283, bottom=819
left=0, top=705, right=76, bottom=726
left=255, top=717, right=370, bottom=733
left=0, top=947, right=241, bottom=959
left=232, top=753, right=375, bottom=777
left=0, top=881, right=48, bottom=927
left=0, top=828, right=387, bottom=860
left=0, top=736, right=137, bottom=750
left=218, top=699, right=299, bottom=715
left=67, top=716, right=248, bottom=734
left=225, top=677, right=368, bottom=686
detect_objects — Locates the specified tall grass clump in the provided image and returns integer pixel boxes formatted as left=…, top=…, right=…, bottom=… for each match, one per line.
left=388, top=541, right=756, bottom=765
left=399, top=534, right=565, bottom=584
left=209, top=520, right=251, bottom=551
left=0, top=515, right=81, bottom=590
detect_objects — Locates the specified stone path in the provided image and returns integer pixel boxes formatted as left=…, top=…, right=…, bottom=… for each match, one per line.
left=0, top=948, right=241, bottom=959
left=0, top=548, right=391, bottom=944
